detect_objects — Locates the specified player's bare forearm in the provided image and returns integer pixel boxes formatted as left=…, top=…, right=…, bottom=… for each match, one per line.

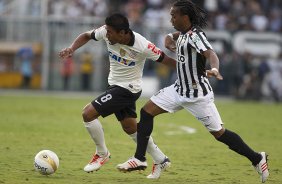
left=204, top=49, right=219, bottom=69
left=70, top=31, right=92, bottom=51
left=59, top=31, right=92, bottom=59
left=203, top=49, right=223, bottom=80
left=161, top=54, right=176, bottom=69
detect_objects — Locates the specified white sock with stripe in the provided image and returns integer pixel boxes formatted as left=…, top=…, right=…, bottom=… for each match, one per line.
left=84, top=119, right=108, bottom=157
left=129, top=132, right=166, bottom=164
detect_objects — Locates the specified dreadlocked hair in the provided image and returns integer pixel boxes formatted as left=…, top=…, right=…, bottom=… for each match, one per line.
left=174, top=0, right=207, bottom=28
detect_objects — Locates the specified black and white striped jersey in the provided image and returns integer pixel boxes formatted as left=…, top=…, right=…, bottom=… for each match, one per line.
left=174, top=27, right=213, bottom=98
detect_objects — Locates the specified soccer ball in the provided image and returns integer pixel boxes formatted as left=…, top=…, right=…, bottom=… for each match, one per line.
left=34, top=150, right=59, bottom=175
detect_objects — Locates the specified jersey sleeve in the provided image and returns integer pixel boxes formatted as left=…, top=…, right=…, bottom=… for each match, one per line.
left=90, top=25, right=107, bottom=41
left=143, top=41, right=164, bottom=62
left=188, top=31, right=213, bottom=53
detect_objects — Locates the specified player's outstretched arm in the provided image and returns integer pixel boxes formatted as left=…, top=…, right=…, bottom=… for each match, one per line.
left=59, top=31, right=92, bottom=59
left=161, top=54, right=176, bottom=69
left=164, top=32, right=180, bottom=52
left=203, top=49, right=223, bottom=80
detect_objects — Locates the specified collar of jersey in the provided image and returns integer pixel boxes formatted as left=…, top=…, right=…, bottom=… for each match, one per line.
left=127, top=30, right=135, bottom=46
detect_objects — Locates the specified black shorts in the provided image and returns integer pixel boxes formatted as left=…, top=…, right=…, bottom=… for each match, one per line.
left=91, top=85, right=141, bottom=121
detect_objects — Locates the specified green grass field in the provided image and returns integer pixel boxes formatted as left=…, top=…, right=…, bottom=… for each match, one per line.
left=0, top=91, right=281, bottom=184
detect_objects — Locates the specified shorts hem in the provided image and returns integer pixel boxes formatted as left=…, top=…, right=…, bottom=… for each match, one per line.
left=150, top=97, right=176, bottom=113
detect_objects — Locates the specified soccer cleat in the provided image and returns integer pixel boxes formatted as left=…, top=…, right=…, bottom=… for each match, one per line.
left=116, top=157, right=147, bottom=172
left=83, top=151, right=111, bottom=172
left=147, top=157, right=171, bottom=179
left=254, top=152, right=269, bottom=183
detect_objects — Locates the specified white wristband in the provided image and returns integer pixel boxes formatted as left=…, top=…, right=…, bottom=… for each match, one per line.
left=211, top=68, right=218, bottom=73
left=167, top=33, right=173, bottom=39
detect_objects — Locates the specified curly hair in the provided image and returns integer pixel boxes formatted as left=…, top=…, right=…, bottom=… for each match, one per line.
left=173, top=0, right=207, bottom=28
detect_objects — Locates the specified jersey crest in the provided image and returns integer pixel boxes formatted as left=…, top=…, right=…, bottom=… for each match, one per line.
left=128, top=49, right=138, bottom=59
left=191, top=34, right=201, bottom=43
left=120, top=48, right=126, bottom=57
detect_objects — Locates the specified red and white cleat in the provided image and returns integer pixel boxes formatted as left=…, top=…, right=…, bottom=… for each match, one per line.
left=84, top=151, right=111, bottom=172
left=147, top=157, right=171, bottom=179
left=117, top=157, right=147, bottom=172
left=254, top=152, right=269, bottom=183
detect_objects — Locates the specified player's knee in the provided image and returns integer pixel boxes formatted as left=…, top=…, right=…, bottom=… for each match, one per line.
left=211, top=128, right=225, bottom=139
left=122, top=125, right=136, bottom=135
left=82, top=104, right=98, bottom=122
left=82, top=110, right=92, bottom=122
left=140, top=108, right=154, bottom=122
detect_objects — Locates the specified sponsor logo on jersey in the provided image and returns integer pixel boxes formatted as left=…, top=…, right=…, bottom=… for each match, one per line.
left=147, top=43, right=161, bottom=55
left=109, top=51, right=135, bottom=66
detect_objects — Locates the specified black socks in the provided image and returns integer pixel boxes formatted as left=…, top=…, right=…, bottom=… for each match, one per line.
left=134, top=108, right=154, bottom=162
left=217, top=129, right=262, bottom=165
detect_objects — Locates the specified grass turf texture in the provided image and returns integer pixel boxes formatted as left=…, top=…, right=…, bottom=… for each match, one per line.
left=0, top=92, right=281, bottom=184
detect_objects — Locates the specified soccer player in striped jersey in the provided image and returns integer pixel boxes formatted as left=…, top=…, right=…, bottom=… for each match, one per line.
left=59, top=13, right=176, bottom=179
left=118, top=0, right=269, bottom=182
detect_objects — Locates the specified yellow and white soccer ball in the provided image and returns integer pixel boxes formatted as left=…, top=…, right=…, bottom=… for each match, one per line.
left=34, top=150, right=59, bottom=175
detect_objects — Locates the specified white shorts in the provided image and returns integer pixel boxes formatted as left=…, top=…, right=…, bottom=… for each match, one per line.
left=150, top=84, right=223, bottom=132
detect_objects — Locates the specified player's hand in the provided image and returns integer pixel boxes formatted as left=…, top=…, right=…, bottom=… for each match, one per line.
left=165, top=36, right=176, bottom=52
left=59, top=47, right=74, bottom=59
left=206, top=69, right=223, bottom=80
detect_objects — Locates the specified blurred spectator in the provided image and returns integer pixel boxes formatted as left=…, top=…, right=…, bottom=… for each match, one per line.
left=17, top=47, right=33, bottom=88
left=250, top=9, right=268, bottom=31
left=262, top=56, right=282, bottom=102
left=49, top=0, right=66, bottom=18
left=65, top=1, right=82, bottom=18
left=228, top=52, right=245, bottom=98
left=80, top=51, right=93, bottom=91
left=214, top=12, right=228, bottom=30
left=147, top=0, right=163, bottom=8
left=269, top=9, right=282, bottom=32
left=123, top=0, right=145, bottom=34
left=60, top=57, right=74, bottom=90
left=0, top=57, right=7, bottom=72
left=91, top=0, right=108, bottom=17
left=204, top=0, right=217, bottom=12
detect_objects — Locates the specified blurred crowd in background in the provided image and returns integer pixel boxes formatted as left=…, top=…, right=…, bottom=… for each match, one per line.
left=0, top=0, right=281, bottom=102
left=2, top=0, right=279, bottom=32
left=45, top=0, right=282, bottom=41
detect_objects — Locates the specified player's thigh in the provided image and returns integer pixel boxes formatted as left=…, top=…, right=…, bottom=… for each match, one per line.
left=150, top=84, right=183, bottom=113
left=114, top=88, right=141, bottom=121
left=184, top=94, right=223, bottom=132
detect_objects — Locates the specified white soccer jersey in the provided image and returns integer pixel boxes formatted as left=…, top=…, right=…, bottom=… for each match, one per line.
left=91, top=25, right=163, bottom=93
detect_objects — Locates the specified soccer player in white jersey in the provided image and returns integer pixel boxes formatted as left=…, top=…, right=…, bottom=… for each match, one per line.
left=118, top=0, right=269, bottom=182
left=59, top=13, right=176, bottom=179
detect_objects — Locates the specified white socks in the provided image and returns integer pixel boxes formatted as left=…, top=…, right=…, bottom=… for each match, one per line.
left=84, top=119, right=166, bottom=163
left=84, top=119, right=108, bottom=157
left=129, top=132, right=166, bottom=164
